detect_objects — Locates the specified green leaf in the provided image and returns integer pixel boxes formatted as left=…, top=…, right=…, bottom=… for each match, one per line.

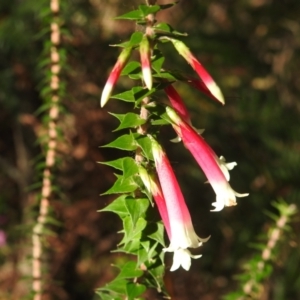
left=150, top=119, right=170, bottom=126
left=153, top=22, right=172, bottom=33
left=151, top=50, right=165, bottom=74
left=115, top=9, right=143, bottom=20
left=100, top=157, right=127, bottom=171
left=103, top=175, right=138, bottom=195
left=138, top=4, right=160, bottom=16
left=138, top=241, right=159, bottom=265
left=153, top=71, right=178, bottom=80
left=95, top=292, right=116, bottom=300
left=120, top=216, right=147, bottom=247
left=126, top=283, right=146, bottom=299
left=125, top=198, right=149, bottom=226
left=111, top=90, right=136, bottom=102
left=137, top=241, right=151, bottom=265
left=146, top=264, right=166, bottom=292
left=154, top=21, right=187, bottom=36
left=122, top=157, right=139, bottom=179
left=132, top=86, right=156, bottom=104
left=112, top=86, right=159, bottom=104
left=114, top=261, right=143, bottom=280
left=128, top=32, right=144, bottom=47
left=102, top=133, right=137, bottom=151
left=100, top=157, right=138, bottom=179
left=99, top=278, right=127, bottom=294
left=99, top=195, right=129, bottom=218
left=148, top=222, right=166, bottom=246
left=112, top=112, right=146, bottom=131
left=135, top=135, right=153, bottom=160
left=97, top=262, right=145, bottom=299
left=121, top=61, right=141, bottom=76
left=118, top=236, right=142, bottom=254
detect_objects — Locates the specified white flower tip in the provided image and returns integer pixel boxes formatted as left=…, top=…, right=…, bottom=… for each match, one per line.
left=200, top=235, right=211, bottom=243
left=210, top=201, right=225, bottom=212
left=208, top=82, right=225, bottom=105
left=170, top=136, right=182, bottom=143
left=142, top=68, right=152, bottom=90
left=218, top=156, right=237, bottom=181
left=235, top=192, right=249, bottom=198
left=170, top=248, right=202, bottom=272
left=100, top=84, right=112, bottom=107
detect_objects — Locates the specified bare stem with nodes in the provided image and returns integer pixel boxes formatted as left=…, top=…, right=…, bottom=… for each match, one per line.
left=32, top=0, right=60, bottom=298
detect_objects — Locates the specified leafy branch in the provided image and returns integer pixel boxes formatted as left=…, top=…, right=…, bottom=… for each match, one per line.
left=224, top=200, right=297, bottom=300
left=31, top=0, right=66, bottom=298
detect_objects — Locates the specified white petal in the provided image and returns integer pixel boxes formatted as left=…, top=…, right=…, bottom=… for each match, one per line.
left=170, top=136, right=182, bottom=143
left=170, top=248, right=202, bottom=271
left=218, top=156, right=237, bottom=181
left=210, top=195, right=225, bottom=212
left=234, top=191, right=249, bottom=197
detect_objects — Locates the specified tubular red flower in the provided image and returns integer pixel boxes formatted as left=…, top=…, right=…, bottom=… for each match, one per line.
left=171, top=39, right=225, bottom=105
left=166, top=107, right=248, bottom=211
left=164, top=85, right=191, bottom=123
left=149, top=136, right=209, bottom=271
left=138, top=166, right=171, bottom=238
left=100, top=47, right=132, bottom=107
left=187, top=78, right=222, bottom=104
left=140, top=35, right=152, bottom=90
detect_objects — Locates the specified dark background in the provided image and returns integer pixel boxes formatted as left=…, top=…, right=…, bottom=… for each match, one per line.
left=0, top=0, right=300, bottom=299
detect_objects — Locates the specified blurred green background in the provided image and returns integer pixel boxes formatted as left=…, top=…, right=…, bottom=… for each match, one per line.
left=0, top=0, right=299, bottom=299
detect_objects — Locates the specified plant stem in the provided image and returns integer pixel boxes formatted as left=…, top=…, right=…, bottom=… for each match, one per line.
left=32, top=0, right=60, bottom=298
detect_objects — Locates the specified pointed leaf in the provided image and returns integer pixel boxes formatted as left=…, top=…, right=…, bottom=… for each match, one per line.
left=100, top=157, right=127, bottom=171
left=120, top=216, right=147, bottom=246
left=135, top=135, right=154, bottom=160
left=148, top=221, right=166, bottom=246
left=111, top=90, right=136, bottom=102
left=129, top=31, right=144, bottom=46
left=115, top=10, right=143, bottom=20
left=103, top=174, right=138, bottom=195
left=126, top=283, right=146, bottom=299
left=125, top=198, right=149, bottom=226
left=151, top=50, right=165, bottom=74
left=122, top=157, right=139, bottom=178
left=114, top=261, right=143, bottom=279
left=121, top=61, right=141, bottom=76
left=113, top=112, right=146, bottom=131
left=139, top=4, right=161, bottom=16
left=102, top=133, right=137, bottom=151
left=99, top=195, right=129, bottom=218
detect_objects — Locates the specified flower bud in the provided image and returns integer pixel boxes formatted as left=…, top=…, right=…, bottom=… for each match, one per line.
left=171, top=39, right=225, bottom=105
left=100, top=47, right=132, bottom=107
left=140, top=35, right=152, bottom=90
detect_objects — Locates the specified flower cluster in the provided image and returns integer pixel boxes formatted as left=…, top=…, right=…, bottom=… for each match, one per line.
left=153, top=42, right=247, bottom=270
left=101, top=35, right=248, bottom=271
